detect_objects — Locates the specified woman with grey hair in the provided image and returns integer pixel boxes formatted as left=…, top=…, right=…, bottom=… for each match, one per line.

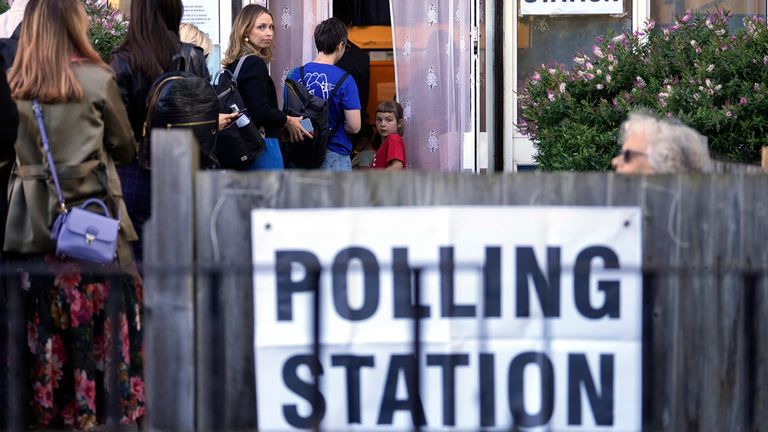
left=612, top=111, right=712, bottom=174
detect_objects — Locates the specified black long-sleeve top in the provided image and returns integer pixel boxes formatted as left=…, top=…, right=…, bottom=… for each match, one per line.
left=228, top=55, right=287, bottom=138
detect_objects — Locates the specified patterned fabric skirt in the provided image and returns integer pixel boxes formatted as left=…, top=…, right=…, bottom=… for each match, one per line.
left=4, top=254, right=145, bottom=429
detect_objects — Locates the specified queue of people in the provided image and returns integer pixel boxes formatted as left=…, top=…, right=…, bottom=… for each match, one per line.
left=0, top=0, right=712, bottom=429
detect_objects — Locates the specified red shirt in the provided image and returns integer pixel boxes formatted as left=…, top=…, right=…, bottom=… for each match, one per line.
left=370, top=134, right=407, bottom=169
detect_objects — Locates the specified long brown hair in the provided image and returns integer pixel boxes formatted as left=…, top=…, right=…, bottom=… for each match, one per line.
left=222, top=4, right=274, bottom=66
left=8, top=0, right=106, bottom=103
left=116, top=0, right=183, bottom=78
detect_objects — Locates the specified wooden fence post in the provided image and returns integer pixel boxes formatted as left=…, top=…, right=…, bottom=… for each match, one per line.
left=762, top=147, right=767, bottom=169
left=143, top=130, right=197, bottom=430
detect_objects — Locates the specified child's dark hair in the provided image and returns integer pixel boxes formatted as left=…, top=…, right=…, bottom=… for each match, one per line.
left=376, top=100, right=405, bottom=135
left=314, top=17, right=348, bottom=55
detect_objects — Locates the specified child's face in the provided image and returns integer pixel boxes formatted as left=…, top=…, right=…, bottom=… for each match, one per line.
left=376, top=112, right=400, bottom=139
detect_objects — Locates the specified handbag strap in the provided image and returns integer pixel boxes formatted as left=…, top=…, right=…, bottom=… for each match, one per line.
left=31, top=100, right=121, bottom=221
left=233, top=54, right=253, bottom=83
left=32, top=100, right=67, bottom=213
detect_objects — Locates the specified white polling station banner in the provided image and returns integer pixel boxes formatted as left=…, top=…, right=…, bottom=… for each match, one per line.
left=520, top=0, right=624, bottom=16
left=251, top=206, right=642, bottom=431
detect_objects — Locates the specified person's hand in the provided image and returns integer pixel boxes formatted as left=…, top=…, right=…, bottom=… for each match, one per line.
left=218, top=112, right=239, bottom=130
left=285, top=115, right=313, bottom=143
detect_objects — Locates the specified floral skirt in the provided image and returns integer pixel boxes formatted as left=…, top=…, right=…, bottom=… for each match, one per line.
left=4, top=255, right=145, bottom=429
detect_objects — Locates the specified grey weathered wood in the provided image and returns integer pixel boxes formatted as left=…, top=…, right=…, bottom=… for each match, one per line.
left=145, top=136, right=768, bottom=431
left=143, top=130, right=197, bottom=430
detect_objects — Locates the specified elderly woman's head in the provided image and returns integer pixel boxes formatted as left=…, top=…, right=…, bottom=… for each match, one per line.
left=612, top=112, right=712, bottom=174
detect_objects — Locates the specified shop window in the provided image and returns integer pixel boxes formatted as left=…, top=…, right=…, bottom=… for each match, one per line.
left=652, top=0, right=765, bottom=25
left=517, top=2, right=632, bottom=122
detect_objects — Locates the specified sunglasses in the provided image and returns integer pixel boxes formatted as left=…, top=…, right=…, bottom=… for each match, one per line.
left=617, top=148, right=648, bottom=163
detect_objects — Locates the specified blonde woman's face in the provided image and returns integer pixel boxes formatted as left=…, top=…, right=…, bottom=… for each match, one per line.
left=247, top=13, right=275, bottom=49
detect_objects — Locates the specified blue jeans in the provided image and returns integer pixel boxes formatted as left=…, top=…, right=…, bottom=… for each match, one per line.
left=319, top=150, right=351, bottom=172
left=249, top=137, right=284, bottom=170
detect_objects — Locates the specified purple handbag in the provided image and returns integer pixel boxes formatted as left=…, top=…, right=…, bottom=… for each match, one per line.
left=33, top=100, right=119, bottom=265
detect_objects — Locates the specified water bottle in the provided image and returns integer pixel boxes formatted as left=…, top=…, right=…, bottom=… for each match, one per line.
left=231, top=104, right=251, bottom=128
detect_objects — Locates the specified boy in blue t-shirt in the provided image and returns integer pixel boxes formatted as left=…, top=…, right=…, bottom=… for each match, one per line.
left=287, top=17, right=361, bottom=172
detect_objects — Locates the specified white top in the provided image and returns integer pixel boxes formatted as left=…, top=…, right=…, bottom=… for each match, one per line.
left=0, top=0, right=29, bottom=39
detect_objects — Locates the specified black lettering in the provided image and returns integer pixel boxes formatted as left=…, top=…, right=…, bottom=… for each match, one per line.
left=574, top=246, right=620, bottom=319
left=393, top=248, right=430, bottom=318
left=484, top=247, right=502, bottom=317
left=480, top=353, right=496, bottom=427
left=276, top=251, right=321, bottom=321
left=568, top=354, right=614, bottom=426
left=426, top=354, right=470, bottom=426
left=516, top=247, right=561, bottom=317
left=332, top=247, right=380, bottom=321
left=282, top=354, right=325, bottom=428
left=331, top=355, right=375, bottom=424
left=377, top=355, right=426, bottom=426
left=440, top=247, right=476, bottom=317
left=508, top=352, right=555, bottom=427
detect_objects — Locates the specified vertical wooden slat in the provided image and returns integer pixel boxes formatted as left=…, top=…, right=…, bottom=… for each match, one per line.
left=743, top=174, right=768, bottom=431
left=144, top=129, right=197, bottom=430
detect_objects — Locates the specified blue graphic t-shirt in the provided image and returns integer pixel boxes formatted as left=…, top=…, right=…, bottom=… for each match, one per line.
left=287, top=62, right=361, bottom=155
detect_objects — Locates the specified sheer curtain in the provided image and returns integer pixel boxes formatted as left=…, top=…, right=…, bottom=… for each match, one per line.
left=266, top=0, right=330, bottom=107
left=391, top=1, right=474, bottom=171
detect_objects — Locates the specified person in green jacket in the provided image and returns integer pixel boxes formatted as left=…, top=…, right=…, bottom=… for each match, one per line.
left=3, top=0, right=145, bottom=428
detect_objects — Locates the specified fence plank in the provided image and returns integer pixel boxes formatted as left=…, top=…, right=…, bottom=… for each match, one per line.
left=743, top=174, right=768, bottom=431
left=144, top=130, right=197, bottom=430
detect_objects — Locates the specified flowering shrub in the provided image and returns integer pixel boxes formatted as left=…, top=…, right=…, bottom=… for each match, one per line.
left=82, top=0, right=127, bottom=61
left=518, top=9, right=768, bottom=171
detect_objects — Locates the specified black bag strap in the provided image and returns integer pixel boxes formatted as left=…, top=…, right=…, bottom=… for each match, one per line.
left=328, top=72, right=349, bottom=102
left=326, top=72, right=349, bottom=134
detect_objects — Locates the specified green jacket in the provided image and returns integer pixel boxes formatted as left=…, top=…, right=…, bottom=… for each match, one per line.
left=2, top=63, right=138, bottom=267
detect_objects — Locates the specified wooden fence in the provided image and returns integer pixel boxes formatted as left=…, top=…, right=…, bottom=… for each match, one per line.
left=144, top=130, right=768, bottom=431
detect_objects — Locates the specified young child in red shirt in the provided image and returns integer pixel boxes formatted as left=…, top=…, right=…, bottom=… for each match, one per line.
left=370, top=100, right=407, bottom=169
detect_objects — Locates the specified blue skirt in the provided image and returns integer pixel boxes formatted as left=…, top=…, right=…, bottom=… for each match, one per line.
left=249, top=137, right=284, bottom=170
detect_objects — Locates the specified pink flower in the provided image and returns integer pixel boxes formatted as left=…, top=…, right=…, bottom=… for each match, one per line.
left=531, top=72, right=541, bottom=82
left=739, top=97, right=748, bottom=105
left=88, top=283, right=109, bottom=314
left=592, top=45, right=605, bottom=58
left=34, top=381, right=53, bottom=408
left=547, top=90, right=556, bottom=101
left=54, top=273, right=81, bottom=291
left=682, top=11, right=693, bottom=23
left=764, top=55, right=768, bottom=65
left=75, top=370, right=97, bottom=412
left=726, top=111, right=733, bottom=118
left=120, top=314, right=130, bottom=362
left=131, top=377, right=146, bottom=403
left=646, top=19, right=656, bottom=31
left=69, top=289, right=94, bottom=328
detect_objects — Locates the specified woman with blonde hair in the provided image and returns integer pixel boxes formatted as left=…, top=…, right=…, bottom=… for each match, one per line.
left=3, top=0, right=144, bottom=428
left=180, top=22, right=213, bottom=58
left=221, top=4, right=311, bottom=169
